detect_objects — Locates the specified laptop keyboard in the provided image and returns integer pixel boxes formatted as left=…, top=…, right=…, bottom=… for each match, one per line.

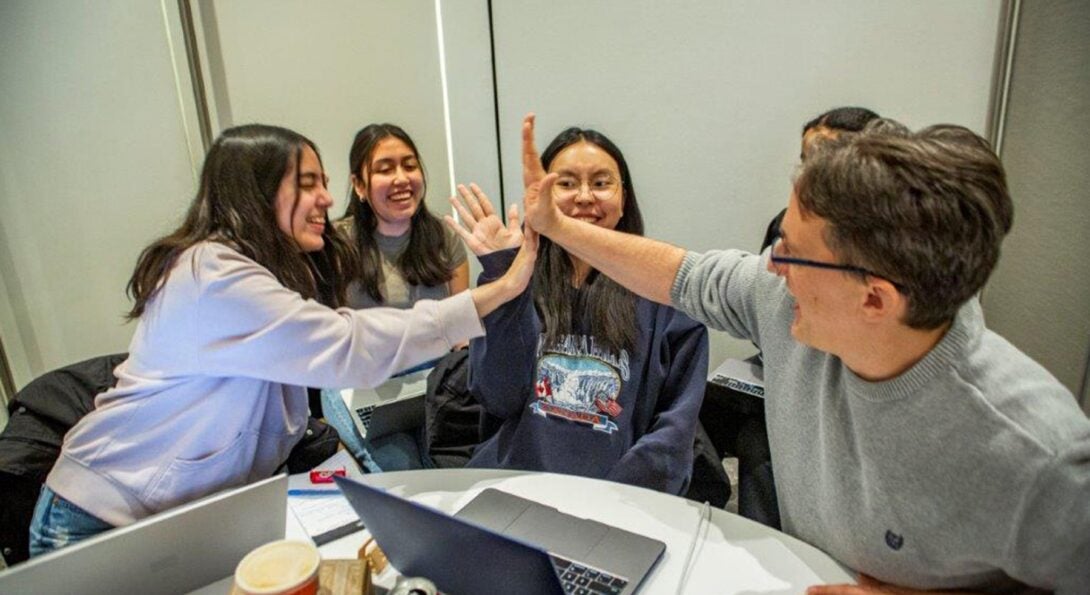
left=354, top=405, right=375, bottom=431
left=551, top=555, right=628, bottom=594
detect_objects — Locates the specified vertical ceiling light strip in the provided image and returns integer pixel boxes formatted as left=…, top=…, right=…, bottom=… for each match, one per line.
left=176, top=0, right=213, bottom=154
left=978, top=0, right=1021, bottom=304
left=986, top=0, right=1021, bottom=158
left=161, top=0, right=201, bottom=179
left=435, top=0, right=458, bottom=209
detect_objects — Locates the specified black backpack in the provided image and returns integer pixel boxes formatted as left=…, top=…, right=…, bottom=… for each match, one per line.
left=423, top=349, right=498, bottom=469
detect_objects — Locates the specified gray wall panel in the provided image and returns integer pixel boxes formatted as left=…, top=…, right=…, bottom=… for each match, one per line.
left=983, top=0, right=1090, bottom=411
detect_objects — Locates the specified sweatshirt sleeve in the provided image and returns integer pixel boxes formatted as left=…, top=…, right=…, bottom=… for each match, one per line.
left=1005, top=439, right=1090, bottom=593
left=607, top=312, right=709, bottom=494
left=468, top=249, right=541, bottom=420
left=172, top=243, right=483, bottom=388
left=670, top=249, right=766, bottom=344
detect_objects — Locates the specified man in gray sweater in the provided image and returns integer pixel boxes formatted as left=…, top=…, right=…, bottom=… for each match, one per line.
left=520, top=114, right=1089, bottom=594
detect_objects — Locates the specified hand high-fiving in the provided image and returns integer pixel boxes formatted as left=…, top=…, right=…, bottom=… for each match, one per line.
left=445, top=183, right=523, bottom=256
left=520, top=113, right=564, bottom=236
left=452, top=182, right=540, bottom=315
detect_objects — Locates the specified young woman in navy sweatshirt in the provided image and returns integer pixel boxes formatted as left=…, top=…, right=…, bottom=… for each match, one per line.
left=447, top=127, right=708, bottom=494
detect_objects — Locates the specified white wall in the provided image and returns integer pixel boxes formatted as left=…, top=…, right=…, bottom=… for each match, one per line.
left=441, top=0, right=502, bottom=282
left=441, top=0, right=502, bottom=204
left=0, top=1, right=1014, bottom=391
left=0, top=0, right=201, bottom=388
left=487, top=0, right=1003, bottom=366
left=197, top=0, right=457, bottom=221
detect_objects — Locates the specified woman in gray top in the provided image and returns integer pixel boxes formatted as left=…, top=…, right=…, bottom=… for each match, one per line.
left=335, top=123, right=468, bottom=309
left=326, top=124, right=470, bottom=470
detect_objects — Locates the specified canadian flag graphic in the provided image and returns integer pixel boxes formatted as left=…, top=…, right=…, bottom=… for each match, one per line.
left=536, top=376, right=552, bottom=398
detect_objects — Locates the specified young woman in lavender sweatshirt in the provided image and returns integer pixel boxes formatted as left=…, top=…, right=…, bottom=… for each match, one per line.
left=29, top=124, right=536, bottom=555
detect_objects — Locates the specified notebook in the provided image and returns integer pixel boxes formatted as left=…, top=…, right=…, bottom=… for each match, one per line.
left=0, top=474, right=287, bottom=595
left=334, top=476, right=664, bottom=595
left=340, top=363, right=434, bottom=441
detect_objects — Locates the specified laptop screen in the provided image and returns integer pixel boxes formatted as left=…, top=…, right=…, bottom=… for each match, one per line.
left=334, top=475, right=564, bottom=595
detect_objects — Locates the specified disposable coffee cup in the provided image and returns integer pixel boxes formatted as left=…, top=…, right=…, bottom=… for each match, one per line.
left=234, top=539, right=321, bottom=595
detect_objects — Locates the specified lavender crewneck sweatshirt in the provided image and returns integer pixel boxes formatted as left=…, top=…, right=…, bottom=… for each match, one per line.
left=49, top=242, right=483, bottom=525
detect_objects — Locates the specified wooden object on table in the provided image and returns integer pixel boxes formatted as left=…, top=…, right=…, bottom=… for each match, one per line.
left=358, top=537, right=388, bottom=574
left=230, top=559, right=372, bottom=595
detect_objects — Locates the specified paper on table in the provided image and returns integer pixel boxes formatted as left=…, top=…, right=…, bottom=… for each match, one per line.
left=287, top=450, right=366, bottom=545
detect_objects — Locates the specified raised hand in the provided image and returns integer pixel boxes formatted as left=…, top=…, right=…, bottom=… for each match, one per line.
left=464, top=197, right=540, bottom=319
left=522, top=113, right=546, bottom=189
left=445, top=183, right=523, bottom=256
left=520, top=114, right=565, bottom=236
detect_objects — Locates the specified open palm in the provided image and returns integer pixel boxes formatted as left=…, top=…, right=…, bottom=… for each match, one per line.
left=445, top=183, right=523, bottom=256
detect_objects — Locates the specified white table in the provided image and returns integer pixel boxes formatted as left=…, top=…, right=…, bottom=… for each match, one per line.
left=288, top=468, right=854, bottom=594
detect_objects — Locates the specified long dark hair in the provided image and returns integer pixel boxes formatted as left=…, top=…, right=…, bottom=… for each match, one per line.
left=126, top=124, right=358, bottom=318
left=341, top=123, right=452, bottom=304
left=536, top=128, right=644, bottom=354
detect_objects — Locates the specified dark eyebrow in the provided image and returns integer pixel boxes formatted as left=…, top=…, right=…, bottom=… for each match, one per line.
left=372, top=154, right=418, bottom=166
left=552, top=168, right=616, bottom=177
left=298, top=172, right=326, bottom=186
left=777, top=229, right=792, bottom=251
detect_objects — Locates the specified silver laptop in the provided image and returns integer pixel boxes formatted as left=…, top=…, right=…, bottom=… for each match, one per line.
left=341, top=364, right=434, bottom=441
left=335, top=476, right=664, bottom=595
left=456, top=488, right=665, bottom=594
left=0, top=474, right=287, bottom=595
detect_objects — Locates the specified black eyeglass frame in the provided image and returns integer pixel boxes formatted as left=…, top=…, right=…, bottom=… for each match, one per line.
left=768, top=234, right=905, bottom=292
left=550, top=174, right=623, bottom=202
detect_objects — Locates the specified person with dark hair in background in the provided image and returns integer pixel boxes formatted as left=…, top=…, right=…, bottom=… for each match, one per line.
left=447, top=127, right=708, bottom=494
left=28, top=124, right=537, bottom=556
left=759, top=107, right=880, bottom=252
left=521, top=113, right=1089, bottom=593
left=721, top=106, right=882, bottom=528
left=337, top=123, right=469, bottom=309
left=323, top=123, right=472, bottom=471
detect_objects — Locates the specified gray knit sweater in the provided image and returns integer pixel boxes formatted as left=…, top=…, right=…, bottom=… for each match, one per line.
left=672, top=249, right=1090, bottom=593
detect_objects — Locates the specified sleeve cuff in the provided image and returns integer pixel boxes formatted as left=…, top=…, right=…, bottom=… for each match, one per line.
left=478, top=249, right=518, bottom=282
left=437, top=289, right=485, bottom=346
left=670, top=251, right=701, bottom=307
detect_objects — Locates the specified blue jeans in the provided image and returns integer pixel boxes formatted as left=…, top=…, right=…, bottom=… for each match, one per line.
left=320, top=389, right=434, bottom=472
left=28, top=486, right=115, bottom=557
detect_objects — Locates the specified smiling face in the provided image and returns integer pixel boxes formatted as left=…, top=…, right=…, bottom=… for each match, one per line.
left=547, top=141, right=625, bottom=230
left=275, top=144, right=332, bottom=253
left=352, top=136, right=424, bottom=236
left=767, top=191, right=868, bottom=353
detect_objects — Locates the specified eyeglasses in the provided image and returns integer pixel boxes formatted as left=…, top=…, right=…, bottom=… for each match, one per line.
left=769, top=234, right=905, bottom=292
left=551, top=174, right=622, bottom=202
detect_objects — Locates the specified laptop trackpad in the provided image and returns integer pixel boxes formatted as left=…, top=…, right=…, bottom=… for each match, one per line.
left=505, top=506, right=609, bottom=559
